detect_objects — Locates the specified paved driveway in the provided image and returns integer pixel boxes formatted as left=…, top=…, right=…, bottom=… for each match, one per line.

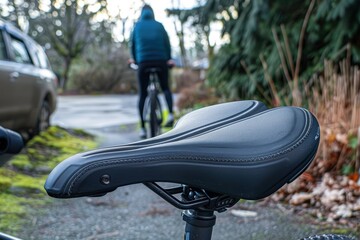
left=51, top=95, right=139, bottom=129
left=51, top=95, right=140, bottom=147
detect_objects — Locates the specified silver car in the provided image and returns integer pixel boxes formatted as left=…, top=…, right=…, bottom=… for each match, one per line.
left=0, top=20, right=57, bottom=135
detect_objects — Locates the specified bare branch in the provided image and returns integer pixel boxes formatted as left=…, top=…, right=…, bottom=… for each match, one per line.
left=294, top=0, right=316, bottom=87
left=259, top=54, right=281, bottom=106
left=280, top=24, right=295, bottom=78
left=272, top=27, right=292, bottom=84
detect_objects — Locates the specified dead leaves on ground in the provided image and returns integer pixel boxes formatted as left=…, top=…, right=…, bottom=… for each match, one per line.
left=272, top=126, right=360, bottom=227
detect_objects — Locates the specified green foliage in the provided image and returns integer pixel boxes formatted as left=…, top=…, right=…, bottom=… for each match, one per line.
left=341, top=164, right=354, bottom=175
left=348, top=136, right=358, bottom=150
left=188, top=0, right=360, bottom=102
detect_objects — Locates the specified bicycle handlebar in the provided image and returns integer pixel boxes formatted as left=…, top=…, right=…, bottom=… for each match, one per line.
left=128, top=61, right=175, bottom=71
left=0, top=126, right=24, bottom=154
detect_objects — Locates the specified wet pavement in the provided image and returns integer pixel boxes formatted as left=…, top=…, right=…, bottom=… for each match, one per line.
left=51, top=95, right=140, bottom=147
left=51, top=95, right=139, bottom=130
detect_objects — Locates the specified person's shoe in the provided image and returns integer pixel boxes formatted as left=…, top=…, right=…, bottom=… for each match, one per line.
left=139, top=128, right=146, bottom=139
left=164, top=114, right=174, bottom=128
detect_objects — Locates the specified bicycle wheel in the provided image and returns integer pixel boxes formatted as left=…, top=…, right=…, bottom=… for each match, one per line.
left=300, top=234, right=356, bottom=240
left=143, top=91, right=162, bottom=137
left=149, top=91, right=162, bottom=138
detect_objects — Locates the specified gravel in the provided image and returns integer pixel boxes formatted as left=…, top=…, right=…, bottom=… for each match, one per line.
left=16, top=183, right=334, bottom=240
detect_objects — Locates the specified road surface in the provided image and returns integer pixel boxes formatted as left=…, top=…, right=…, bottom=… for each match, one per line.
left=51, top=94, right=140, bottom=146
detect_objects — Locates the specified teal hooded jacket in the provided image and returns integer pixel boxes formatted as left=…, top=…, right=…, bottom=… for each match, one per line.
left=130, top=8, right=171, bottom=63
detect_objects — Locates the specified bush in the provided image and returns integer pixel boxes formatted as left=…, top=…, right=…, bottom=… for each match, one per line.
left=172, top=68, right=205, bottom=92
left=306, top=61, right=360, bottom=178
left=177, top=81, right=219, bottom=110
left=69, top=45, right=137, bottom=94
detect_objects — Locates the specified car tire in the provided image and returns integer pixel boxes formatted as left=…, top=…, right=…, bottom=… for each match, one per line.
left=34, top=100, right=51, bottom=135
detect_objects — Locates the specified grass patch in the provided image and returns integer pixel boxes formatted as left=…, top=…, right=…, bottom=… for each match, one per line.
left=0, top=126, right=97, bottom=234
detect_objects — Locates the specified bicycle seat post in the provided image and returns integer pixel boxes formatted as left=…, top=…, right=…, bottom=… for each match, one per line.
left=182, top=209, right=216, bottom=240
left=179, top=186, right=219, bottom=240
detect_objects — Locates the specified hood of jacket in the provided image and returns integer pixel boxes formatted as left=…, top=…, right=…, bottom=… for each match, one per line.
left=140, top=8, right=154, bottom=20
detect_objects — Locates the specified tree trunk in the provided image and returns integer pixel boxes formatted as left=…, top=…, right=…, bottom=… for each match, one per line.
left=121, top=17, right=128, bottom=46
left=171, top=0, right=188, bottom=68
left=176, top=23, right=188, bottom=68
left=62, top=57, right=72, bottom=91
left=205, top=28, right=214, bottom=67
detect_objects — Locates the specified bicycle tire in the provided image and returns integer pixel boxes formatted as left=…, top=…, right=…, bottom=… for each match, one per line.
left=155, top=95, right=163, bottom=125
left=142, top=97, right=150, bottom=138
left=149, top=91, right=162, bottom=138
left=300, top=234, right=357, bottom=240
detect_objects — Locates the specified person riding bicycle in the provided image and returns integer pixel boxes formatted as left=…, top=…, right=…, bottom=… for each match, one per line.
left=129, top=4, right=174, bottom=138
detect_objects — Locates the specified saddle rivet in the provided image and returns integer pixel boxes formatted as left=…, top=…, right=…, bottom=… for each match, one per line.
left=100, top=174, right=111, bottom=185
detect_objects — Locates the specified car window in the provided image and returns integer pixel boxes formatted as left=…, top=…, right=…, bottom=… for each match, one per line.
left=31, top=48, right=40, bottom=67
left=37, top=45, right=51, bottom=69
left=0, top=31, right=7, bottom=60
left=9, top=35, right=32, bottom=64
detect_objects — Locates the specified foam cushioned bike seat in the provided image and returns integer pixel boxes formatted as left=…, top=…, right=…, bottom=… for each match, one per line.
left=45, top=102, right=320, bottom=200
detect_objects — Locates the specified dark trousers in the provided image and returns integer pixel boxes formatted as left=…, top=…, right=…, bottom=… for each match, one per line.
left=138, top=61, right=173, bottom=128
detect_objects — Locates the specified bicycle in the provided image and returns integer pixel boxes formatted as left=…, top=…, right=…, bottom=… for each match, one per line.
left=130, top=63, right=164, bottom=139
left=44, top=100, right=356, bottom=240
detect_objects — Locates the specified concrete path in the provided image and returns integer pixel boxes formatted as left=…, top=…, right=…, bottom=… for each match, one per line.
left=51, top=95, right=140, bottom=147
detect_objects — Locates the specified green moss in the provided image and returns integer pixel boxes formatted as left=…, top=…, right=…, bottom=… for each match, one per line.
left=11, top=173, right=47, bottom=194
left=0, top=177, right=11, bottom=191
left=0, top=168, right=46, bottom=194
left=331, top=229, right=351, bottom=234
left=0, top=126, right=97, bottom=233
left=325, top=228, right=359, bottom=236
left=9, top=127, right=96, bottom=173
left=0, top=168, right=15, bottom=178
left=0, top=193, right=26, bottom=232
left=9, top=155, right=33, bottom=171
left=0, top=194, right=26, bottom=214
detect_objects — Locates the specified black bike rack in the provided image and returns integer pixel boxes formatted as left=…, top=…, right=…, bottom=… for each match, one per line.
left=144, top=182, right=239, bottom=240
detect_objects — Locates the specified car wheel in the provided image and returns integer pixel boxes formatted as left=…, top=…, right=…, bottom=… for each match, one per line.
left=35, top=100, right=51, bottom=134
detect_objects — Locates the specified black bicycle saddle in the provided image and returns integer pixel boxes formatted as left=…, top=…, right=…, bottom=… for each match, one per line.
left=45, top=101, right=320, bottom=201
